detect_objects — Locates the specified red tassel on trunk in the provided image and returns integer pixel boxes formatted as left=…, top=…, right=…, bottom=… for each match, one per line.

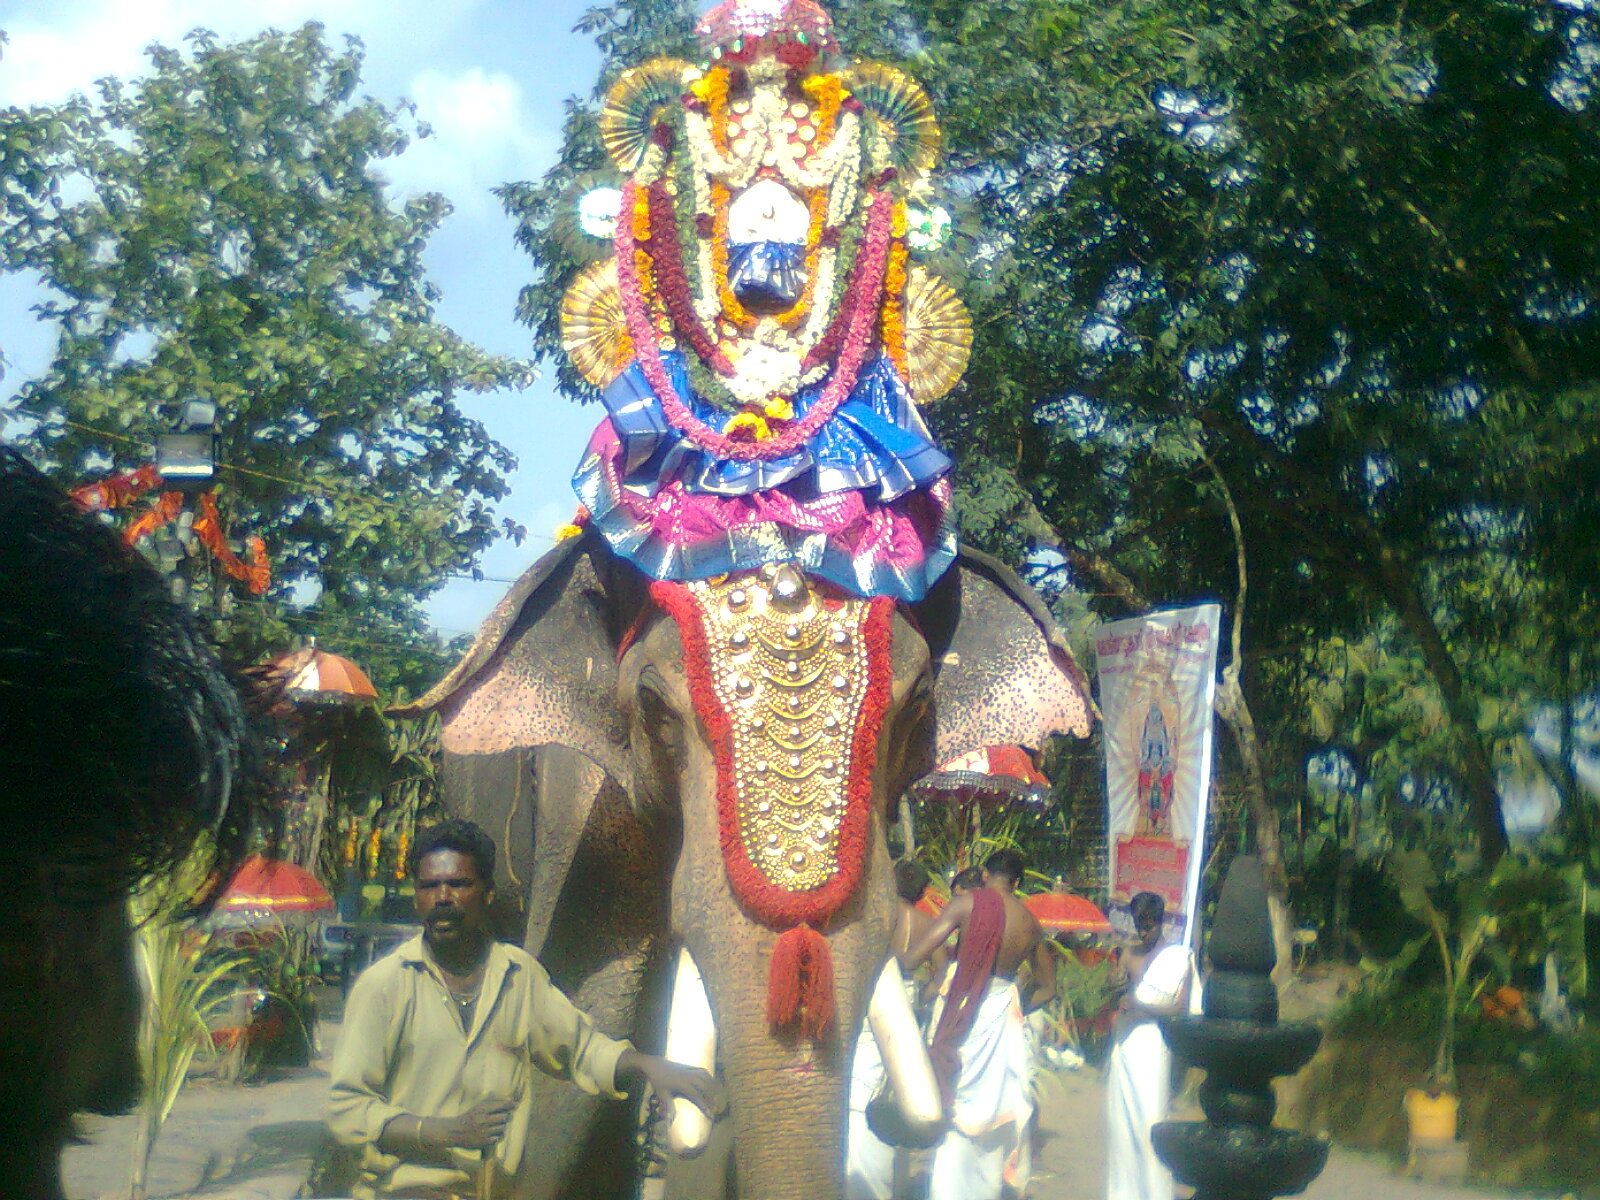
left=766, top=924, right=835, bottom=1040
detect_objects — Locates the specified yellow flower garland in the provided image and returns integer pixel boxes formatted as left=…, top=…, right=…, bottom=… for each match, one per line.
left=776, top=186, right=830, bottom=331
left=882, top=203, right=910, bottom=378
left=691, top=66, right=732, bottom=152
left=802, top=74, right=846, bottom=144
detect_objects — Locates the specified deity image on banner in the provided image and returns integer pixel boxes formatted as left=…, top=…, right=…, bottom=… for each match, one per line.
left=1128, top=683, right=1180, bottom=837
left=1136, top=699, right=1176, bottom=835
left=1112, top=668, right=1189, bottom=920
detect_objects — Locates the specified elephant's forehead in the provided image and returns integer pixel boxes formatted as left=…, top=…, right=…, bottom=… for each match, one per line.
left=649, top=572, right=899, bottom=926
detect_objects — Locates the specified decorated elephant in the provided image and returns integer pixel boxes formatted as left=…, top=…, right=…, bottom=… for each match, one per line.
left=403, top=535, right=1089, bottom=1198
left=400, top=2, right=1095, bottom=1196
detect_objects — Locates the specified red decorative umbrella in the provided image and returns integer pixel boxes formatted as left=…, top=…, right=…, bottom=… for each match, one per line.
left=213, top=854, right=334, bottom=923
left=1024, top=891, right=1112, bottom=936
left=268, top=645, right=378, bottom=706
left=910, top=744, right=1051, bottom=808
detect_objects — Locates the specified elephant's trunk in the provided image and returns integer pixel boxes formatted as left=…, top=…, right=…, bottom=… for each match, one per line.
left=679, top=907, right=889, bottom=1200
left=719, top=1003, right=852, bottom=1200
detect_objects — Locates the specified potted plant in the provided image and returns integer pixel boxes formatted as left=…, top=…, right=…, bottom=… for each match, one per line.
left=1386, top=851, right=1495, bottom=1168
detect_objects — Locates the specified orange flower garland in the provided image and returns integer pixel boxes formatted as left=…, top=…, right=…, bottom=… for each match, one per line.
left=631, top=184, right=672, bottom=338
left=776, top=186, right=831, bottom=332
left=802, top=74, right=846, bottom=144
left=712, top=180, right=761, bottom=330
left=881, top=203, right=910, bottom=378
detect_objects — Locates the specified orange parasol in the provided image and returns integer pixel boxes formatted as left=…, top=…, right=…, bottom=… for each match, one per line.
left=214, top=854, right=334, bottom=920
left=267, top=645, right=378, bottom=706
left=1024, top=891, right=1112, bottom=935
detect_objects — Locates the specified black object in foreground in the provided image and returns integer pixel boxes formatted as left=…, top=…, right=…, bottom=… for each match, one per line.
left=1152, top=856, right=1330, bottom=1199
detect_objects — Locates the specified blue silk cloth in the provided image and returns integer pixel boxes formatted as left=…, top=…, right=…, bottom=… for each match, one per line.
left=727, top=241, right=806, bottom=309
left=571, top=351, right=960, bottom=601
left=593, top=351, right=953, bottom=502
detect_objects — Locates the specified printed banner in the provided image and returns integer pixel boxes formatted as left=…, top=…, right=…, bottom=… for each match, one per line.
left=1095, top=604, right=1221, bottom=946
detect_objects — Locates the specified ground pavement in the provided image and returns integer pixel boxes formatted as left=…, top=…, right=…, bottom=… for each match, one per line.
left=61, top=1018, right=1544, bottom=1200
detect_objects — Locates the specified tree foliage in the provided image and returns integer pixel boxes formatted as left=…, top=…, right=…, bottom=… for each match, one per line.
left=0, top=25, right=532, bottom=677
left=514, top=1, right=1600, bottom=909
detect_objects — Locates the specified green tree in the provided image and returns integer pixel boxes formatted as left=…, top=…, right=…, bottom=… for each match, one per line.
left=0, top=25, right=532, bottom=659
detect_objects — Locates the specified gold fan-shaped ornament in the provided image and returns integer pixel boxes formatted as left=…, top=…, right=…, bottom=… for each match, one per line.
left=600, top=57, right=690, bottom=173
left=561, top=260, right=633, bottom=389
left=842, top=61, right=942, bottom=180
left=903, top=266, right=970, bottom=402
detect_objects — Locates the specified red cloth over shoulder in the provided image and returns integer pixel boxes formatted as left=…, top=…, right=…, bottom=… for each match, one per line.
left=928, top=886, right=1005, bottom=1112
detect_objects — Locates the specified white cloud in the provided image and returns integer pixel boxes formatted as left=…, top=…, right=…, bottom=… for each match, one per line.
left=0, top=0, right=488, bottom=106
left=382, top=66, right=557, bottom=213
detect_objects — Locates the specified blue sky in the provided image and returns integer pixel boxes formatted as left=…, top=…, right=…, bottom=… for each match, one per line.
left=0, top=0, right=646, bottom=637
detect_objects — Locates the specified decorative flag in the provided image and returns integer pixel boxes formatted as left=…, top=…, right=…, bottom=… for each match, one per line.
left=1094, top=604, right=1221, bottom=946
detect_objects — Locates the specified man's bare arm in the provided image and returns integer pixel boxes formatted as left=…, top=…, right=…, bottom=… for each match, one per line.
left=1023, top=939, right=1057, bottom=1013
left=903, top=892, right=972, bottom=970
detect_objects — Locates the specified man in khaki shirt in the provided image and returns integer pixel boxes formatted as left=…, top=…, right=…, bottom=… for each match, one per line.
left=327, top=819, right=720, bottom=1199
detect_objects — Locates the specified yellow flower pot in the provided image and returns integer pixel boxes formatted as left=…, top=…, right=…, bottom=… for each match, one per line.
left=1404, top=1087, right=1460, bottom=1142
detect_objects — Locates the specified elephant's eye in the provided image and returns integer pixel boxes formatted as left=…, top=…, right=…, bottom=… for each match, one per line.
left=903, top=680, right=933, bottom=723
left=637, top=677, right=685, bottom=751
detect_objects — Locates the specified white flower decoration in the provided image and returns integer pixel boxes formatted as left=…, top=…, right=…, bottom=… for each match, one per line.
left=578, top=187, right=624, bottom=238
left=906, top=205, right=952, bottom=252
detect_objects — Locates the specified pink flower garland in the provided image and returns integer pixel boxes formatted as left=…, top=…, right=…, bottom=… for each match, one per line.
left=646, top=180, right=735, bottom=374
left=615, top=179, right=895, bottom=463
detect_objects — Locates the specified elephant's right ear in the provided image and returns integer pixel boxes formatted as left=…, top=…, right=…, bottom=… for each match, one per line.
left=393, top=531, right=646, bottom=791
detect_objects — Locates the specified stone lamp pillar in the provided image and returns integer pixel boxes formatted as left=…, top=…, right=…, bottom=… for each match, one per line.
left=1152, top=856, right=1330, bottom=1200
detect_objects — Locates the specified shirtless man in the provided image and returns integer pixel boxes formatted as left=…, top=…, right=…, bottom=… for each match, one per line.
left=903, top=849, right=1055, bottom=1200
left=906, top=851, right=1055, bottom=1012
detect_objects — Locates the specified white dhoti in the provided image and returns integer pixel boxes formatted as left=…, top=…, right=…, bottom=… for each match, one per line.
left=845, top=972, right=923, bottom=1200
left=1105, top=944, right=1193, bottom=1200
left=928, top=978, right=1033, bottom=1200
left=845, top=1012, right=895, bottom=1200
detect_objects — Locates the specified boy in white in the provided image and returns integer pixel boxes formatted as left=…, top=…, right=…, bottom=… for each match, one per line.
left=1105, top=891, right=1192, bottom=1200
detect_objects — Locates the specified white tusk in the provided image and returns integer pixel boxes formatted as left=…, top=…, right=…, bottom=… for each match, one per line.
left=868, top=958, right=943, bottom=1129
left=664, top=946, right=718, bottom=1156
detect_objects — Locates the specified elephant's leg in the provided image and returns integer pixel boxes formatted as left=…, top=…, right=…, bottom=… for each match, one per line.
left=514, top=775, right=673, bottom=1200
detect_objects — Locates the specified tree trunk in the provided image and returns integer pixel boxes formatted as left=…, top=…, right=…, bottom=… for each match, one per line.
left=1371, top=545, right=1509, bottom=861
left=1332, top=780, right=1360, bottom=960
left=1216, top=678, right=1296, bottom=980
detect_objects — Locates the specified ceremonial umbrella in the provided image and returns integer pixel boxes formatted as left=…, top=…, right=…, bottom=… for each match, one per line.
left=909, top=744, right=1051, bottom=808
left=267, top=644, right=378, bottom=706
left=211, top=854, right=334, bottom=926
left=1024, top=891, right=1112, bottom=936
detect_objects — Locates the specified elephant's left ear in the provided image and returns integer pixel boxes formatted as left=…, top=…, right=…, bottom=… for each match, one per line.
left=391, top=531, right=646, bottom=791
left=912, top=547, right=1096, bottom=770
